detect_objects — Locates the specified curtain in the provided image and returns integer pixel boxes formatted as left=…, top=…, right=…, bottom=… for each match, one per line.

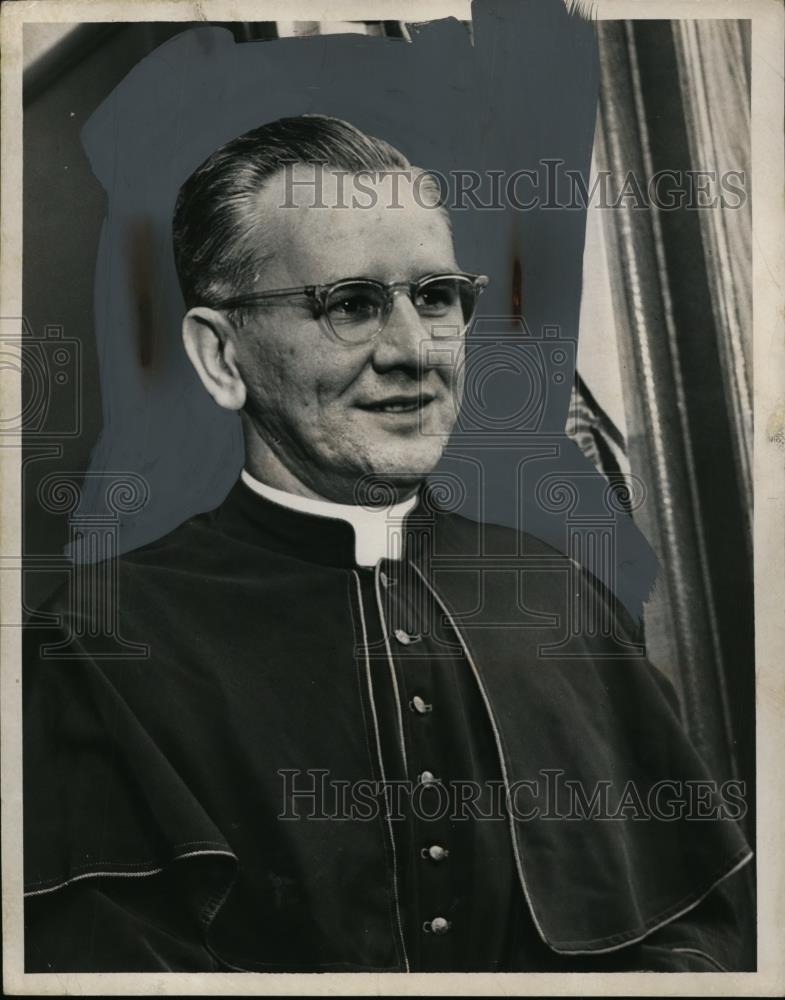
left=594, top=20, right=754, bottom=808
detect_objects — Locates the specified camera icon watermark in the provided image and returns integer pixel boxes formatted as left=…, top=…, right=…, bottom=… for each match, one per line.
left=0, top=318, right=82, bottom=439
left=419, top=317, right=575, bottom=440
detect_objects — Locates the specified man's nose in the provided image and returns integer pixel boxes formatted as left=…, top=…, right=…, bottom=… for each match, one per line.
left=370, top=292, right=428, bottom=372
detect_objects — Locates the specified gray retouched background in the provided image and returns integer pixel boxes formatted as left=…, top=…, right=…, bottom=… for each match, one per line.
left=65, top=0, right=657, bottom=619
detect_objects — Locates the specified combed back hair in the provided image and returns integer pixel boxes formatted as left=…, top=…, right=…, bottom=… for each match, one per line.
left=172, top=114, right=425, bottom=321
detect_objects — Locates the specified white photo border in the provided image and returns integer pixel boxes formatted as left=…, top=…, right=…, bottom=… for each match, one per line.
left=2, top=0, right=783, bottom=994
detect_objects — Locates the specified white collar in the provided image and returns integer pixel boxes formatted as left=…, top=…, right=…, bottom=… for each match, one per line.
left=240, top=469, right=419, bottom=567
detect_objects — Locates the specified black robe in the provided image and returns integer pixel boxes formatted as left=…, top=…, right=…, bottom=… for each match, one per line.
left=23, top=480, right=753, bottom=972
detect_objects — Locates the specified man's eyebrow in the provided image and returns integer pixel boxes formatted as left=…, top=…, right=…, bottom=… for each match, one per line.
left=326, top=263, right=461, bottom=282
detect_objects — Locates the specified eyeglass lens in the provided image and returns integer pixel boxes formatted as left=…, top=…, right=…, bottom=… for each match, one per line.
left=324, top=276, right=480, bottom=344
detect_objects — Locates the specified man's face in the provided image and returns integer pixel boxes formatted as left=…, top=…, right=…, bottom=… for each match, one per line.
left=228, top=167, right=465, bottom=503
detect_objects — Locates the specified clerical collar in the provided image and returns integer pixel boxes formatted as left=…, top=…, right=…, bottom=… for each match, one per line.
left=240, top=469, right=419, bottom=567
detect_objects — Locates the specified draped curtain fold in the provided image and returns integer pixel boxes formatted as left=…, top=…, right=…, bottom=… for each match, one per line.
left=593, top=20, right=754, bottom=809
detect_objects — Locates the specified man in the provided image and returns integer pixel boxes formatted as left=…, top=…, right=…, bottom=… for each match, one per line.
left=24, top=115, right=752, bottom=973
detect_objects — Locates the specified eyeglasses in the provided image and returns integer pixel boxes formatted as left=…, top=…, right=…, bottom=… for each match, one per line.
left=211, top=272, right=490, bottom=345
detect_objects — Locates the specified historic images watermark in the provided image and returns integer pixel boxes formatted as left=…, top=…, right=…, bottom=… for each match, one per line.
left=280, top=161, right=748, bottom=212
left=278, top=768, right=748, bottom=823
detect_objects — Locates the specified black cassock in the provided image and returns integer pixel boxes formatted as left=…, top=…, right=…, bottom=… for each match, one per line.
left=23, top=479, right=753, bottom=972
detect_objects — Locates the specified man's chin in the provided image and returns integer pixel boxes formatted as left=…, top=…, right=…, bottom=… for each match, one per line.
left=346, top=449, right=444, bottom=504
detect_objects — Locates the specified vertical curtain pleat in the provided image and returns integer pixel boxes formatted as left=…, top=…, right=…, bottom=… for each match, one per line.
left=674, top=19, right=753, bottom=529
left=596, top=20, right=741, bottom=784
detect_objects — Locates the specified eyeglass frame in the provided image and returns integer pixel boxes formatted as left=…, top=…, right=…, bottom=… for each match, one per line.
left=209, top=271, right=490, bottom=343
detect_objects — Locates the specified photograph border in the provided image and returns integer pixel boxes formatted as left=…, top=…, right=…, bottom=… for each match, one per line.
left=2, top=0, right=783, bottom=994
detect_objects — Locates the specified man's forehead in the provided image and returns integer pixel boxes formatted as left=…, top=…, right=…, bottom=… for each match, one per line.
left=252, top=166, right=456, bottom=285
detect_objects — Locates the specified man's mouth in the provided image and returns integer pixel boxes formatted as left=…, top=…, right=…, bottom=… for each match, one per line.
left=357, top=394, right=436, bottom=414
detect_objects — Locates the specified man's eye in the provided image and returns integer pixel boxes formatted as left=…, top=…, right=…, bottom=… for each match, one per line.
left=327, top=289, right=382, bottom=323
left=415, top=282, right=459, bottom=315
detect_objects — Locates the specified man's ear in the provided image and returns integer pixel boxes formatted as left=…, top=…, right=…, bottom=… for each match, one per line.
left=182, top=307, right=247, bottom=411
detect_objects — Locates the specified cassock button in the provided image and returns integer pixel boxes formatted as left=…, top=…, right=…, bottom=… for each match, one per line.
left=418, top=770, right=438, bottom=786
left=425, top=916, right=451, bottom=935
left=422, top=844, right=449, bottom=862
left=394, top=628, right=419, bottom=645
left=410, top=695, right=432, bottom=715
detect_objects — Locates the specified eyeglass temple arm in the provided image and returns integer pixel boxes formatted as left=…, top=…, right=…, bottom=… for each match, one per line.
left=211, top=286, right=318, bottom=311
